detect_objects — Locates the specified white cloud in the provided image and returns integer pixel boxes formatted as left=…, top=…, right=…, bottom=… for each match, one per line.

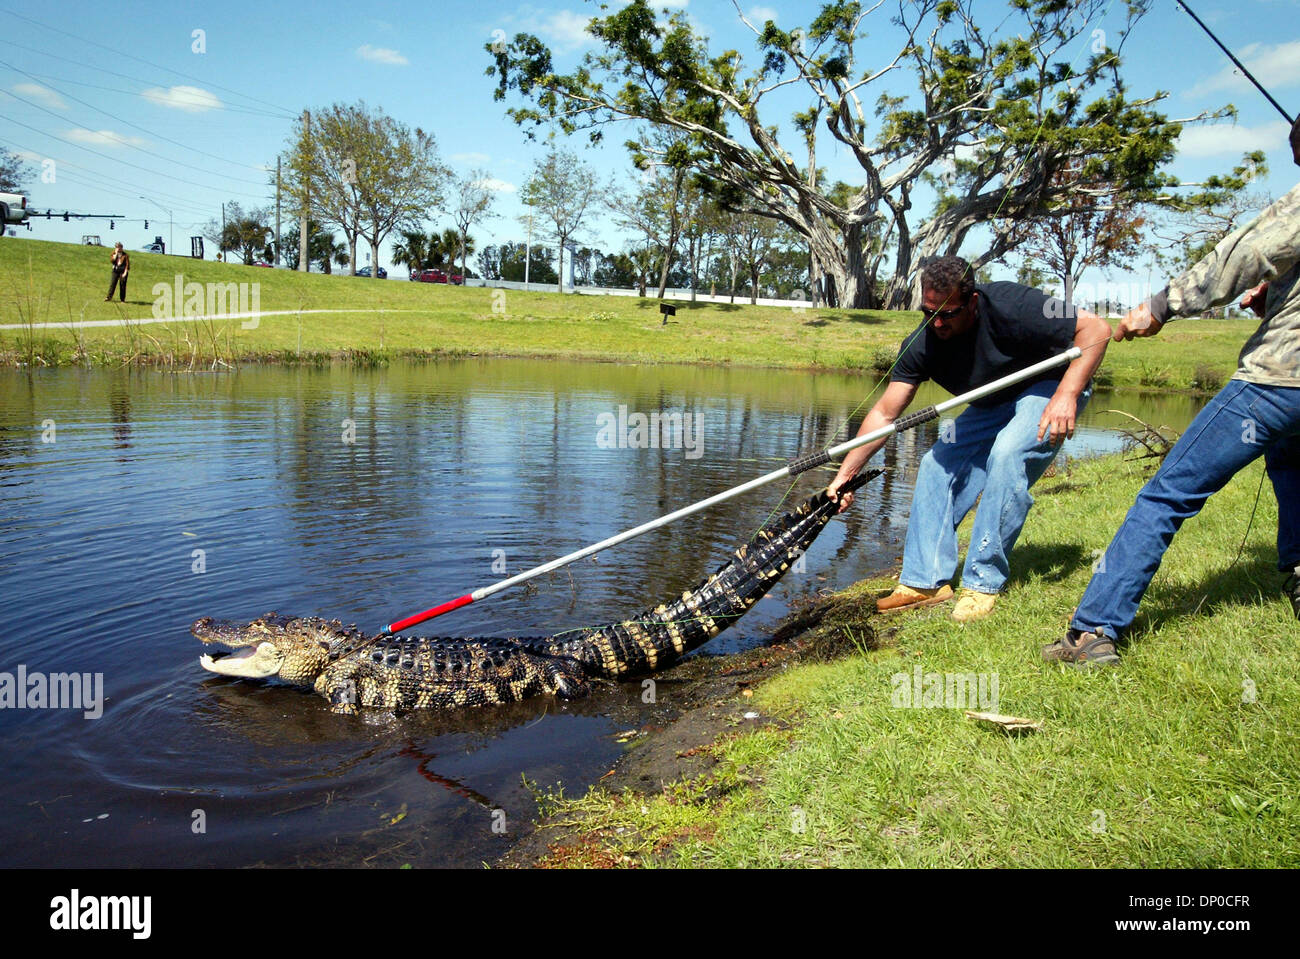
left=477, top=177, right=516, bottom=193
left=65, top=128, right=148, bottom=149
left=1176, top=119, right=1291, bottom=157
left=748, top=6, right=779, bottom=23
left=1186, top=39, right=1300, bottom=98
left=357, top=44, right=409, bottom=66
left=13, top=83, right=67, bottom=110
left=516, top=8, right=597, bottom=54
left=451, top=152, right=491, bottom=165
left=141, top=85, right=222, bottom=112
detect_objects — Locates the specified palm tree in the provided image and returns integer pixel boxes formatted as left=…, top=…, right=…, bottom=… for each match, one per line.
left=391, top=229, right=431, bottom=275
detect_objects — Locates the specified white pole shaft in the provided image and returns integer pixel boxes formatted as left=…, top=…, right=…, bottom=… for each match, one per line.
left=472, top=347, right=1081, bottom=601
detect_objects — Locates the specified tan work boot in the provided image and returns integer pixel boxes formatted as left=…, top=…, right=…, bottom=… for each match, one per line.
left=952, top=589, right=997, bottom=622
left=876, top=583, right=954, bottom=614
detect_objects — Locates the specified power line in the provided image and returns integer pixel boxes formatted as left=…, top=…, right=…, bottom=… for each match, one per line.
left=1, top=79, right=272, bottom=186
left=0, top=7, right=299, bottom=118
left=0, top=48, right=294, bottom=119
left=0, top=112, right=271, bottom=200
left=9, top=136, right=274, bottom=224
left=0, top=59, right=277, bottom=173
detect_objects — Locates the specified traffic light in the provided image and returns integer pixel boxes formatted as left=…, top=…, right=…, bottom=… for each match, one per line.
left=144, top=220, right=149, bottom=229
left=62, top=212, right=68, bottom=221
left=110, top=220, right=115, bottom=229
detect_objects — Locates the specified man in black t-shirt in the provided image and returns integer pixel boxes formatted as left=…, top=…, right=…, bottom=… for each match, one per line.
left=827, top=256, right=1110, bottom=621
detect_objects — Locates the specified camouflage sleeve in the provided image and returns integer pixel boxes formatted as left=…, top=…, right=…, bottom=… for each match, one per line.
left=1152, top=182, right=1300, bottom=322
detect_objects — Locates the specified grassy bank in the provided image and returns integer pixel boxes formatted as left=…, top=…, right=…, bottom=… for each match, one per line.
left=524, top=453, right=1298, bottom=867
left=1, top=238, right=1250, bottom=392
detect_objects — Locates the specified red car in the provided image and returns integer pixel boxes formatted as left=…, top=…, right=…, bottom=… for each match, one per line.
left=408, top=268, right=463, bottom=284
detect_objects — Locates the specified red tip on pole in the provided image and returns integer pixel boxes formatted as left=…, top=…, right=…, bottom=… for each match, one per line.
left=386, top=593, right=474, bottom=634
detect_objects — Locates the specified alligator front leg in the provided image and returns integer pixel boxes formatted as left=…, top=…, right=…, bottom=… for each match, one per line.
left=542, top=658, right=590, bottom=700
left=328, top=679, right=358, bottom=715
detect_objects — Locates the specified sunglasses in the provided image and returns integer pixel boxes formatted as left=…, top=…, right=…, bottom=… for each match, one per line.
left=922, top=297, right=970, bottom=323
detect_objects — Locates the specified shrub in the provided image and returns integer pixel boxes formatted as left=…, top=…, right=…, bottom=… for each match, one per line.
left=1190, top=364, right=1225, bottom=393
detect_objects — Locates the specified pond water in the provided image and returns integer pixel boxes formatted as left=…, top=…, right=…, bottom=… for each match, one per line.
left=0, top=358, right=1206, bottom=867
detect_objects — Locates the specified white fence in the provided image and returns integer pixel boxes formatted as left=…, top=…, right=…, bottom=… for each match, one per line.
left=465, top=277, right=815, bottom=309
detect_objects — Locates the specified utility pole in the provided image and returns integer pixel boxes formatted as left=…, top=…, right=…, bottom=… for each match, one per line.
left=524, top=210, right=532, bottom=289
left=275, top=156, right=282, bottom=268
left=299, top=110, right=310, bottom=273
left=221, top=202, right=226, bottom=261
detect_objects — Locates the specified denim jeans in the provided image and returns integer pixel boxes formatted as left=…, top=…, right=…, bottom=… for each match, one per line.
left=1073, top=378, right=1300, bottom=640
left=900, top=378, right=1089, bottom=594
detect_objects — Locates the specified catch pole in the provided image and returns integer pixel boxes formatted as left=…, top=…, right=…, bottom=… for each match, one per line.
left=1176, top=1, right=1293, bottom=124
left=382, top=347, right=1082, bottom=633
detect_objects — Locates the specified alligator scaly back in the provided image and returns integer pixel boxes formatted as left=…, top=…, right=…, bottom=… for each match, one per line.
left=549, top=469, right=883, bottom=678
left=192, top=470, right=882, bottom=712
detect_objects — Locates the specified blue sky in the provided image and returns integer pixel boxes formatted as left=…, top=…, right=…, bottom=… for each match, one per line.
left=1, top=0, right=1297, bottom=291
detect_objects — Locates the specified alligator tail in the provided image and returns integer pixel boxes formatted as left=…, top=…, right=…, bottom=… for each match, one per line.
left=564, top=469, right=883, bottom=678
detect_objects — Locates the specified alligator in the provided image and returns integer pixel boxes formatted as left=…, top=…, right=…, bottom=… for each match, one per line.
left=192, top=470, right=881, bottom=713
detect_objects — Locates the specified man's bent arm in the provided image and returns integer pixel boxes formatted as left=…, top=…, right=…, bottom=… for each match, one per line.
left=1038, top=308, right=1111, bottom=443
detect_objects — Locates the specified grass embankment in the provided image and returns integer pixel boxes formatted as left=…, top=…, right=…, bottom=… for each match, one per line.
left=529, top=453, right=1299, bottom=867
left=1, top=238, right=1249, bottom=391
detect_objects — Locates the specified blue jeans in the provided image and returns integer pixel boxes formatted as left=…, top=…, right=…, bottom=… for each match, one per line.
left=1073, top=379, right=1300, bottom=640
left=900, top=379, right=1089, bottom=594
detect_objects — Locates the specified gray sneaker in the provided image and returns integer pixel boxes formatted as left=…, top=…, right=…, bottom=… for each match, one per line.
left=1042, top=629, right=1120, bottom=669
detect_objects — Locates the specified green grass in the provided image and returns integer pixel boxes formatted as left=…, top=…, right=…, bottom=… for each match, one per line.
left=0, top=238, right=1253, bottom=391
left=536, top=454, right=1300, bottom=867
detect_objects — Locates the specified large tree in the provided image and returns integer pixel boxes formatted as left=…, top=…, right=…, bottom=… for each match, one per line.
left=284, top=102, right=448, bottom=279
left=489, top=0, right=1227, bottom=309
left=521, top=149, right=600, bottom=293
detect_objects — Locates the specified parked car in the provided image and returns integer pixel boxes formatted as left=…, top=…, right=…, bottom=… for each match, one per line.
left=0, top=191, right=30, bottom=233
left=356, top=266, right=387, bottom=278
left=82, top=235, right=103, bottom=246
left=142, top=235, right=166, bottom=254
left=409, top=268, right=446, bottom=283
left=252, top=260, right=274, bottom=268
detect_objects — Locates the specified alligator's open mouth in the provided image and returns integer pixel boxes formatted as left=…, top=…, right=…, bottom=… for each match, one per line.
left=192, top=618, right=282, bottom=678
left=198, top=643, right=262, bottom=672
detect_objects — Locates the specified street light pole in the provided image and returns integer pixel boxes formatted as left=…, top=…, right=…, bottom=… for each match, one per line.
left=138, top=196, right=173, bottom=254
